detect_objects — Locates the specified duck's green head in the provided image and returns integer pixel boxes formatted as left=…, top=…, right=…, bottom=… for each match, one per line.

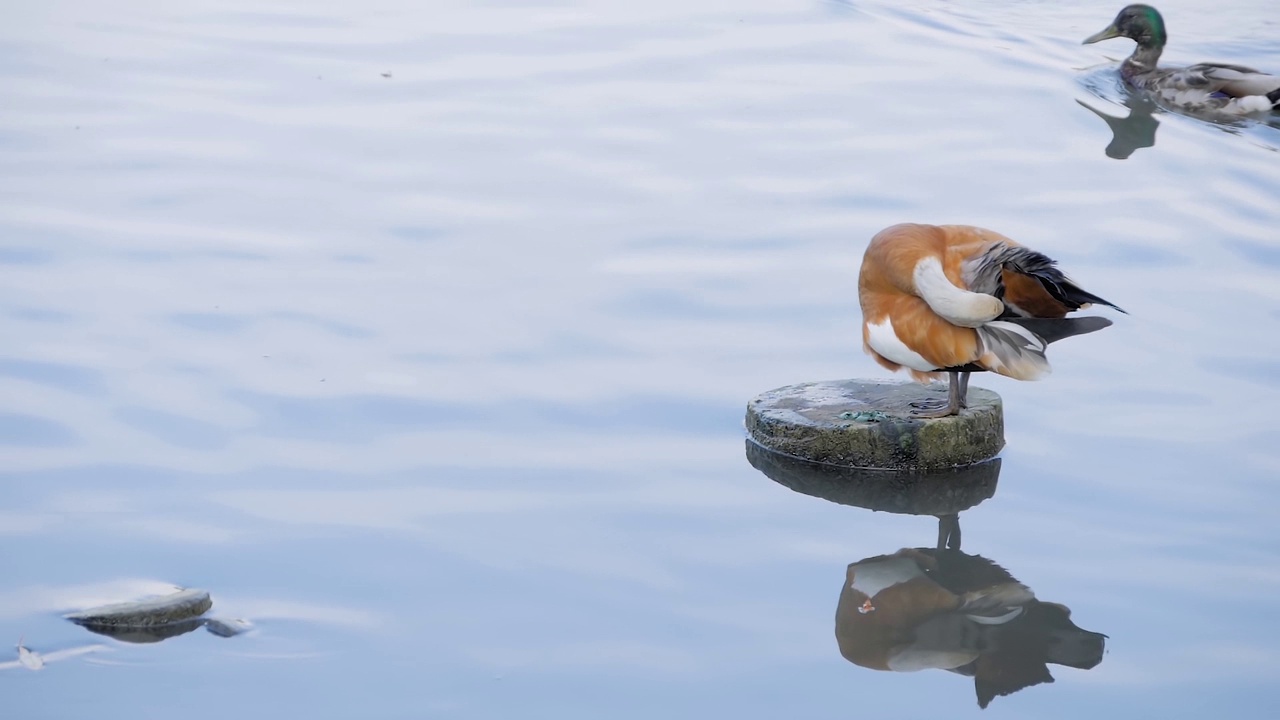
left=1083, top=4, right=1167, bottom=49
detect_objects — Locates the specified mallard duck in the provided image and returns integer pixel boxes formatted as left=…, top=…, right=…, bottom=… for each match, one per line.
left=1083, top=4, right=1280, bottom=114
left=858, top=224, right=1124, bottom=418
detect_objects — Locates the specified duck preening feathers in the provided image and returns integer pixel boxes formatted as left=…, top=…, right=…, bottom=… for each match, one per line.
left=1084, top=4, right=1280, bottom=115
left=836, top=548, right=1107, bottom=708
left=858, top=223, right=1124, bottom=417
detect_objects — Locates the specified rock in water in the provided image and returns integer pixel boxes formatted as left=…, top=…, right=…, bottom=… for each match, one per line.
left=745, top=379, right=1004, bottom=470
left=65, top=588, right=212, bottom=629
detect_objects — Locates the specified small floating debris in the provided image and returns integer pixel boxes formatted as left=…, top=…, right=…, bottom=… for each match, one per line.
left=203, top=618, right=253, bottom=638
left=17, top=638, right=42, bottom=670
left=1, top=639, right=108, bottom=672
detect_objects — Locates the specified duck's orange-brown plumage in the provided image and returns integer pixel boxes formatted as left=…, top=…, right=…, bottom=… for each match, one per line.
left=859, top=293, right=979, bottom=381
left=1001, top=269, right=1071, bottom=318
left=858, top=223, right=1122, bottom=386
left=859, top=224, right=998, bottom=380
left=836, top=550, right=961, bottom=671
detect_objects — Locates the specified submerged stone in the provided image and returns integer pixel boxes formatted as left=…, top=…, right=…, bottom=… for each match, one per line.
left=745, top=379, right=1004, bottom=470
left=65, top=588, right=212, bottom=630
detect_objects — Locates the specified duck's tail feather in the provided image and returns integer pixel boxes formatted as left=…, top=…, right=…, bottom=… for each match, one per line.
left=975, top=321, right=1051, bottom=381
left=974, top=316, right=1114, bottom=380
left=1268, top=87, right=1280, bottom=105
left=1001, top=316, right=1113, bottom=345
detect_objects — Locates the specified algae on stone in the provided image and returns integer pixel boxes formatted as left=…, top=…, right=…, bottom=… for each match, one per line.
left=745, top=379, right=1004, bottom=470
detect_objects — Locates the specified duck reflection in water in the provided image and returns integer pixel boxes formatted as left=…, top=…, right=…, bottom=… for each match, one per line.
left=1077, top=93, right=1161, bottom=159
left=744, top=442, right=1107, bottom=707
left=1077, top=78, right=1280, bottom=158
left=836, top=530, right=1107, bottom=709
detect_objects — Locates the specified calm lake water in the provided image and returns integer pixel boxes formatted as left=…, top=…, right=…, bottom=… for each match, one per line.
left=3, top=0, right=1279, bottom=716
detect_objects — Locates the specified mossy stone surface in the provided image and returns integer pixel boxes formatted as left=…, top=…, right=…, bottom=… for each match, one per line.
left=745, top=379, right=1004, bottom=470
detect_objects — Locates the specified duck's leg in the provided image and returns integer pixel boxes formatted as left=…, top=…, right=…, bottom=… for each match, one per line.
left=936, top=513, right=962, bottom=551
left=910, top=371, right=964, bottom=418
left=958, top=371, right=971, bottom=409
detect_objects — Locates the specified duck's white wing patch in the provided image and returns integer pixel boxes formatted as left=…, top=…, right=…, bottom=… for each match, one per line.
left=912, top=257, right=1003, bottom=328
left=866, top=318, right=937, bottom=373
left=849, top=557, right=926, bottom=598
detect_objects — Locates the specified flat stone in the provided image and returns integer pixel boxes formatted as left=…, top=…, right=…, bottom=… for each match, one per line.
left=745, top=439, right=1000, bottom=516
left=745, top=379, right=1004, bottom=470
left=65, top=588, right=212, bottom=629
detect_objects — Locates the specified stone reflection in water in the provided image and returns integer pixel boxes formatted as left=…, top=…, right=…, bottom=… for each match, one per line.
left=1077, top=94, right=1161, bottom=159
left=75, top=617, right=206, bottom=644
left=745, top=439, right=998, bottom=524
left=746, top=442, right=1106, bottom=709
left=71, top=614, right=253, bottom=644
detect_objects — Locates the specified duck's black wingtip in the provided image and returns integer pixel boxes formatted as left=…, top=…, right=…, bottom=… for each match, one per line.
left=1077, top=290, right=1127, bottom=316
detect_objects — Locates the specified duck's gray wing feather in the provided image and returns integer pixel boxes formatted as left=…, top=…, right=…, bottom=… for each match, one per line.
left=1187, top=63, right=1280, bottom=98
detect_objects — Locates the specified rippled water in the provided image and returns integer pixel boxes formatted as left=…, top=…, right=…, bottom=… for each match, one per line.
left=4, top=0, right=1279, bottom=716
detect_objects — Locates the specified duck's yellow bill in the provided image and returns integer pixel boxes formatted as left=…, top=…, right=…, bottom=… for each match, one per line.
left=1082, top=25, right=1122, bottom=45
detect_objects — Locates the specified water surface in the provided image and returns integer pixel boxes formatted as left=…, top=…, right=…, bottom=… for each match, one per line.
left=3, top=0, right=1279, bottom=717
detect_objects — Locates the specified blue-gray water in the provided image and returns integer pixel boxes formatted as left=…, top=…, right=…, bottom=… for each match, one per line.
left=3, top=0, right=1279, bottom=716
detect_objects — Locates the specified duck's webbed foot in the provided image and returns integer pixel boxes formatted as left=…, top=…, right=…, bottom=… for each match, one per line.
left=908, top=371, right=966, bottom=418
left=908, top=396, right=949, bottom=412
left=909, top=399, right=963, bottom=419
